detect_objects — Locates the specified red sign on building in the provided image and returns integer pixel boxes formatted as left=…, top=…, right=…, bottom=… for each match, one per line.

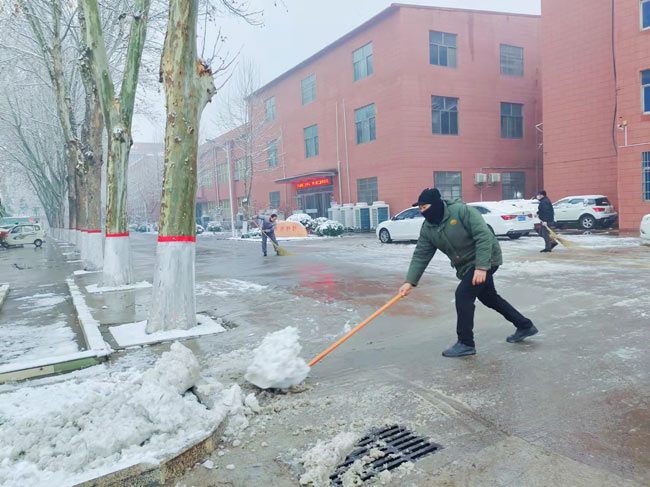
left=295, top=178, right=332, bottom=190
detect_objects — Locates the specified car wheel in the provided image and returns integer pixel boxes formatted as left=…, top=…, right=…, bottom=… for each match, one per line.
left=379, top=228, right=392, bottom=243
left=579, top=215, right=596, bottom=230
left=34, top=239, right=43, bottom=247
left=508, top=234, right=521, bottom=240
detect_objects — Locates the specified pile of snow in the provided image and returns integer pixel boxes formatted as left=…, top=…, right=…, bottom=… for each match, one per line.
left=314, top=219, right=344, bottom=237
left=245, top=326, right=310, bottom=389
left=299, top=432, right=358, bottom=486
left=86, top=281, right=152, bottom=294
left=0, top=342, right=243, bottom=486
left=287, top=213, right=313, bottom=228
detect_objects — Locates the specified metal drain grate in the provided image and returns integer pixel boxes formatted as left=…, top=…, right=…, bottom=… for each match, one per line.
left=329, top=425, right=441, bottom=485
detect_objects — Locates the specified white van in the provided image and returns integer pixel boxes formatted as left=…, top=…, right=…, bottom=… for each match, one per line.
left=1, top=224, right=45, bottom=248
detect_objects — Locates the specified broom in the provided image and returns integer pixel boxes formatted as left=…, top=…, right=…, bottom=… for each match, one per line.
left=543, top=222, right=575, bottom=248
left=249, top=218, right=294, bottom=256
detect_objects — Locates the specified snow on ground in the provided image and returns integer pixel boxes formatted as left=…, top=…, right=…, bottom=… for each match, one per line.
left=86, top=281, right=152, bottom=294
left=0, top=343, right=259, bottom=487
left=299, top=432, right=358, bottom=486
left=110, top=314, right=226, bottom=348
left=0, top=318, right=79, bottom=365
left=196, top=278, right=267, bottom=297
left=245, top=326, right=311, bottom=389
left=15, top=293, right=67, bottom=310
left=73, top=269, right=101, bottom=276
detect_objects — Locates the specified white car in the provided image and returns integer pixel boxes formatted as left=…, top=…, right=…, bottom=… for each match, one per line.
left=376, top=207, right=423, bottom=243
left=553, top=195, right=617, bottom=230
left=641, top=214, right=650, bottom=245
left=467, top=202, right=534, bottom=239
left=1, top=223, right=45, bottom=248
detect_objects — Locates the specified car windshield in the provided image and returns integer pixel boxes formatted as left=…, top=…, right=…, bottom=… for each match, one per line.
left=594, top=197, right=610, bottom=206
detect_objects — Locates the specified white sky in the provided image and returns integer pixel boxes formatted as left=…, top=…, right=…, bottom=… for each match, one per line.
left=132, top=0, right=541, bottom=143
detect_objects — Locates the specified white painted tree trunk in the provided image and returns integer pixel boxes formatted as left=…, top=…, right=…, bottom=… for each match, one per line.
left=103, top=236, right=132, bottom=287
left=147, top=242, right=196, bottom=332
left=85, top=231, right=103, bottom=271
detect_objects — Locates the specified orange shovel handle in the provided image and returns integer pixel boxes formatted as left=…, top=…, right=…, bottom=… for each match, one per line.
left=308, top=294, right=404, bottom=367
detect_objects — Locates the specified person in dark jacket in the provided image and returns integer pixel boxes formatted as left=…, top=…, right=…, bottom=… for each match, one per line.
left=536, top=190, right=557, bottom=253
left=252, top=213, right=279, bottom=256
left=399, top=188, right=538, bottom=357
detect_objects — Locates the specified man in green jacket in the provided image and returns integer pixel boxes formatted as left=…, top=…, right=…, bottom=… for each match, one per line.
left=399, top=188, right=538, bottom=357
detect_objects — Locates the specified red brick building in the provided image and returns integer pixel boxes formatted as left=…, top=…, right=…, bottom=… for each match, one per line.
left=127, top=143, right=164, bottom=224
left=198, top=4, right=542, bottom=220
left=542, top=0, right=650, bottom=231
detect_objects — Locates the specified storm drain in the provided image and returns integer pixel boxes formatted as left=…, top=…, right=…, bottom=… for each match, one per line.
left=329, top=425, right=441, bottom=485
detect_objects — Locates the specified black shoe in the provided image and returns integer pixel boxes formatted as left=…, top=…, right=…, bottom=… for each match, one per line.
left=442, top=341, right=476, bottom=357
left=540, top=249, right=551, bottom=253
left=507, top=325, right=538, bottom=343
left=263, top=253, right=267, bottom=257
left=551, top=242, right=559, bottom=250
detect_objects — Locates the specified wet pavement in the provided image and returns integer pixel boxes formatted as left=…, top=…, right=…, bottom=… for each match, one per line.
left=3, top=231, right=649, bottom=486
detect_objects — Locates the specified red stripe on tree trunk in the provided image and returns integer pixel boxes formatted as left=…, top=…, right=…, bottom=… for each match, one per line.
left=86, top=230, right=102, bottom=234
left=106, top=233, right=130, bottom=238
left=158, top=236, right=196, bottom=243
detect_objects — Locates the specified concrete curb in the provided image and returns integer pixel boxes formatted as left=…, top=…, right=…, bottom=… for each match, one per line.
left=0, top=283, right=8, bottom=311
left=74, top=421, right=226, bottom=487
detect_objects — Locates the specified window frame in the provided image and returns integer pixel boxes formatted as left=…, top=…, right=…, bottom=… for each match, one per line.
left=357, top=177, right=378, bottom=205
left=216, top=163, right=228, bottom=184
left=267, top=139, right=278, bottom=168
left=429, top=30, right=457, bottom=68
left=641, top=151, right=650, bottom=202
left=431, top=95, right=459, bottom=136
left=265, top=97, right=276, bottom=121
left=500, top=44, right=524, bottom=77
left=353, top=42, right=374, bottom=81
left=434, top=171, right=463, bottom=200
left=501, top=171, right=526, bottom=200
left=642, top=0, right=650, bottom=30
left=355, top=104, right=376, bottom=144
left=501, top=102, right=524, bottom=139
left=304, top=124, right=319, bottom=158
left=269, top=191, right=280, bottom=209
left=642, top=70, right=650, bottom=114
left=233, top=158, right=250, bottom=182
left=301, top=74, right=316, bottom=105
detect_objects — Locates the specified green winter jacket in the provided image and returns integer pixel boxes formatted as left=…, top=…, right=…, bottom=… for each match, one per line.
left=405, top=200, right=503, bottom=285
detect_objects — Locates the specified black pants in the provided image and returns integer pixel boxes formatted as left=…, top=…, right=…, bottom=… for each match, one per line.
left=455, top=267, right=533, bottom=347
left=539, top=223, right=554, bottom=251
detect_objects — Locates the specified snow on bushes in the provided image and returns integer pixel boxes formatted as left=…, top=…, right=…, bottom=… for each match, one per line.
left=315, top=219, right=344, bottom=237
left=287, top=213, right=313, bottom=228
left=0, top=342, right=261, bottom=486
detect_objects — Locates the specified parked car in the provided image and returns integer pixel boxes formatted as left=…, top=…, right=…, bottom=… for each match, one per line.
left=467, top=202, right=534, bottom=239
left=553, top=195, right=617, bottom=230
left=196, top=224, right=204, bottom=234
left=641, top=214, right=650, bottom=245
left=206, top=221, right=222, bottom=233
left=500, top=199, right=541, bottom=227
left=376, top=207, right=423, bottom=243
left=1, top=223, right=45, bottom=248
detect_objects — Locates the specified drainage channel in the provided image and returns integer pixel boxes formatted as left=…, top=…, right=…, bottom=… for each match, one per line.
left=330, top=425, right=441, bottom=485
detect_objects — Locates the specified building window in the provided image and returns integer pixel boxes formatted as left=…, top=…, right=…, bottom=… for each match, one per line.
left=502, top=172, right=526, bottom=199
left=234, top=158, right=250, bottom=181
left=357, top=177, right=378, bottom=204
left=355, top=104, right=376, bottom=144
left=501, top=102, right=524, bottom=139
left=643, top=70, right=650, bottom=114
left=269, top=191, right=280, bottom=209
left=219, top=199, right=231, bottom=219
left=265, top=97, right=275, bottom=121
left=304, top=124, right=319, bottom=158
left=429, top=31, right=457, bottom=68
left=301, top=74, right=316, bottom=105
left=434, top=171, right=462, bottom=200
left=216, top=163, right=228, bottom=183
left=432, top=96, right=459, bottom=135
left=353, top=42, right=373, bottom=81
left=267, top=140, right=278, bottom=168
left=500, top=44, right=524, bottom=77
left=642, top=0, right=650, bottom=29
left=641, top=152, right=650, bottom=201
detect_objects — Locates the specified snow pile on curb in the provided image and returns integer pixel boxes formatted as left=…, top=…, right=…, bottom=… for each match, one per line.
left=86, top=281, right=152, bottom=294
left=245, top=326, right=310, bottom=389
left=299, top=432, right=358, bottom=486
left=0, top=343, right=239, bottom=486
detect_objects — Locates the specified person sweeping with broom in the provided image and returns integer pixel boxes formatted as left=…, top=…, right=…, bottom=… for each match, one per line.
left=252, top=213, right=279, bottom=257
left=536, top=190, right=558, bottom=253
left=398, top=188, right=538, bottom=357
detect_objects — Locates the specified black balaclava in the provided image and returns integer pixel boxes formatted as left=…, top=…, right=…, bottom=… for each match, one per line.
left=414, top=188, right=445, bottom=225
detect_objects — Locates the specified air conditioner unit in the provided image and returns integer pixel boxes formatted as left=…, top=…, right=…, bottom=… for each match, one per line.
left=489, top=173, right=501, bottom=185
left=474, top=173, right=487, bottom=185
left=353, top=203, right=371, bottom=231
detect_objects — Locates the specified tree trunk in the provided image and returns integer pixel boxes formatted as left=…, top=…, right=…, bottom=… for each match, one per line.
left=147, top=0, right=216, bottom=332
left=81, top=0, right=151, bottom=286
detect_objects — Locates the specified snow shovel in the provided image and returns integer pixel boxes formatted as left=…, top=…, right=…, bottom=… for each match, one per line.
left=249, top=219, right=294, bottom=256
left=543, top=222, right=575, bottom=248
left=308, top=294, right=404, bottom=367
